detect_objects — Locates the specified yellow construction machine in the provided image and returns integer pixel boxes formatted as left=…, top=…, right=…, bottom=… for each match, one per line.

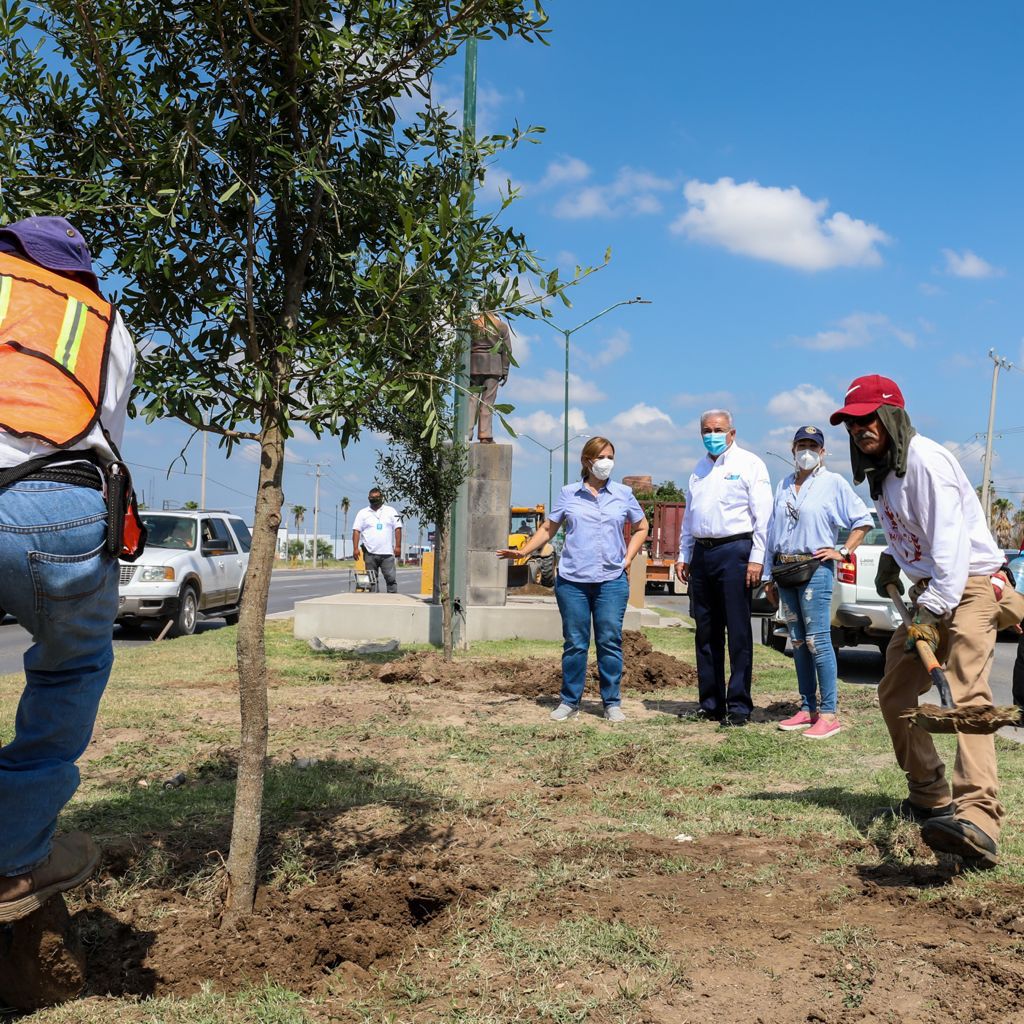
left=507, top=505, right=557, bottom=588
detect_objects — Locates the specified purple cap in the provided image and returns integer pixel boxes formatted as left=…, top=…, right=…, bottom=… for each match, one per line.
left=0, top=216, right=99, bottom=291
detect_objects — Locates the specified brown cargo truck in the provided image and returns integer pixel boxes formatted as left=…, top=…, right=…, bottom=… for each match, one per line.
left=644, top=501, right=686, bottom=594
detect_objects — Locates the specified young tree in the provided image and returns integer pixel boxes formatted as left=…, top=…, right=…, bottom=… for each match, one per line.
left=305, top=539, right=333, bottom=563
left=0, top=0, right=568, bottom=920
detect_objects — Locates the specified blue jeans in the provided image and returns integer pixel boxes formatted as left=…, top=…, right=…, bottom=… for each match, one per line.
left=778, top=563, right=836, bottom=714
left=0, top=480, right=118, bottom=876
left=554, top=573, right=630, bottom=707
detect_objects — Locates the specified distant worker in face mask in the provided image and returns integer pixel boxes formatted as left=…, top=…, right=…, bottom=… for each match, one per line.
left=467, top=311, right=511, bottom=444
left=762, top=426, right=873, bottom=740
left=352, top=488, right=402, bottom=594
left=674, top=410, right=773, bottom=728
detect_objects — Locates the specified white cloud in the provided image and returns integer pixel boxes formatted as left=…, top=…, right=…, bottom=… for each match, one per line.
left=538, top=156, right=592, bottom=190
left=792, top=311, right=916, bottom=351
left=553, top=167, right=676, bottom=220
left=672, top=389, right=736, bottom=409
left=507, top=407, right=588, bottom=441
left=504, top=370, right=607, bottom=404
left=919, top=282, right=943, bottom=296
left=580, top=328, right=631, bottom=369
left=671, top=177, right=890, bottom=271
left=942, top=248, right=1004, bottom=279
left=605, top=403, right=678, bottom=444
left=766, top=384, right=838, bottom=424
left=509, top=326, right=532, bottom=366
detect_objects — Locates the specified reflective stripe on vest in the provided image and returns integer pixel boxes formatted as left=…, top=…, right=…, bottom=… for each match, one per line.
left=0, top=252, right=114, bottom=448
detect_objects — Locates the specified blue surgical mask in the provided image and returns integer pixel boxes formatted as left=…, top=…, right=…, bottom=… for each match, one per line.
left=702, top=432, right=729, bottom=456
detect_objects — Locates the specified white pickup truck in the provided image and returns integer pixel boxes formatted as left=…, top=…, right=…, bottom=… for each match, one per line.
left=761, top=514, right=911, bottom=659
left=117, top=510, right=251, bottom=636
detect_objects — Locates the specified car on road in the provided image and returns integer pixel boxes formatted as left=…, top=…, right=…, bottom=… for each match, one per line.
left=761, top=514, right=911, bottom=658
left=117, top=510, right=251, bottom=636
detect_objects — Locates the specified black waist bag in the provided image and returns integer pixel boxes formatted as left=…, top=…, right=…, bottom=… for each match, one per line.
left=771, top=558, right=821, bottom=589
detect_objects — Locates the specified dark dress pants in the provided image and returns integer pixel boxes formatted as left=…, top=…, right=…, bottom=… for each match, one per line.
left=689, top=538, right=754, bottom=718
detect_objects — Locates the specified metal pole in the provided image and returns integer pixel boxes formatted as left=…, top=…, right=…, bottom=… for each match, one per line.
left=200, top=427, right=207, bottom=509
left=312, top=464, right=321, bottom=568
left=448, top=35, right=477, bottom=652
left=562, top=328, right=570, bottom=485
left=334, top=502, right=339, bottom=563
left=980, top=349, right=1012, bottom=523
left=548, top=449, right=553, bottom=513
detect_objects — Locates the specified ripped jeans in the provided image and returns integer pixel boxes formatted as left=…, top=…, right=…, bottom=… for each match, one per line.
left=778, top=563, right=836, bottom=714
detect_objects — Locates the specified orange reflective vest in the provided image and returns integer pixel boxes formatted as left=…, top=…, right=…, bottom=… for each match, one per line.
left=0, top=251, right=114, bottom=448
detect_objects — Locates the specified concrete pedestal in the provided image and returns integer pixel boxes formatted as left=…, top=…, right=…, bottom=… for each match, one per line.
left=466, top=442, right=512, bottom=606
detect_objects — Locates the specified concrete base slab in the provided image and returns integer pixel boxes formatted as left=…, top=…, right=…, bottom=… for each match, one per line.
left=293, top=592, right=661, bottom=644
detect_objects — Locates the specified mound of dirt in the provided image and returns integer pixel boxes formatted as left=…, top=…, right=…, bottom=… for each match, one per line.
left=82, top=847, right=491, bottom=1000
left=902, top=703, right=1022, bottom=734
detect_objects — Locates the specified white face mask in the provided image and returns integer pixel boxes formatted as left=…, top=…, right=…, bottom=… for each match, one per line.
left=590, top=457, right=614, bottom=480
left=795, top=449, right=821, bottom=471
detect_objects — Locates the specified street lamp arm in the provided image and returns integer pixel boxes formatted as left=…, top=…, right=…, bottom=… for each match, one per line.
left=549, top=297, right=649, bottom=338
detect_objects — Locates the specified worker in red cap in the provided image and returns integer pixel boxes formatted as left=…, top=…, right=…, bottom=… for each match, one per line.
left=0, top=216, right=140, bottom=921
left=830, top=374, right=1005, bottom=867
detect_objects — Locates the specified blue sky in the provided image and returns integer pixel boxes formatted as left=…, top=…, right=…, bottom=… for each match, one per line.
left=125, top=1, right=1024, bottom=541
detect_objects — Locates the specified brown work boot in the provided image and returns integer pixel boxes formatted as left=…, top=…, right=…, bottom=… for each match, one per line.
left=0, top=833, right=100, bottom=923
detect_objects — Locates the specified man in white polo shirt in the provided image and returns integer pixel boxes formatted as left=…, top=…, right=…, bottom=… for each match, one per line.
left=352, top=488, right=402, bottom=594
left=674, top=409, right=773, bottom=727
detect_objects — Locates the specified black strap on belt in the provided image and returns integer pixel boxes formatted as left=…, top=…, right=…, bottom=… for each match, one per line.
left=695, top=532, right=753, bottom=549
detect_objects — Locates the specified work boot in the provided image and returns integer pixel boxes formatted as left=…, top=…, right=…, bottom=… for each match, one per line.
left=0, top=833, right=101, bottom=923
left=550, top=703, right=579, bottom=722
left=885, top=798, right=955, bottom=824
left=921, top=817, right=998, bottom=870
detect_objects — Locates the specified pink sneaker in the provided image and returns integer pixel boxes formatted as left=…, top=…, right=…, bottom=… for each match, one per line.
left=803, top=717, right=842, bottom=740
left=778, top=710, right=817, bottom=731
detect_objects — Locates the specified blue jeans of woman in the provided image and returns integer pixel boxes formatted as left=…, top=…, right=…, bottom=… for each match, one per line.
left=554, top=572, right=630, bottom=708
left=778, top=563, right=836, bottom=714
left=0, top=480, right=117, bottom=876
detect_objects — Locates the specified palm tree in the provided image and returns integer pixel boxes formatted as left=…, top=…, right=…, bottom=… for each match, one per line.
left=292, top=505, right=306, bottom=561
left=993, top=497, right=1014, bottom=547
left=341, top=496, right=350, bottom=559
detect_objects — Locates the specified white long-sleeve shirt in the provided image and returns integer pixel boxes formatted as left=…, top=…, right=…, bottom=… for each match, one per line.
left=877, top=433, right=1003, bottom=616
left=679, top=443, right=773, bottom=564
left=0, top=309, right=136, bottom=468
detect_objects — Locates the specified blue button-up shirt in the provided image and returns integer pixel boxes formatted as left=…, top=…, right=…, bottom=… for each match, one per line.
left=550, top=479, right=645, bottom=583
left=763, top=468, right=873, bottom=577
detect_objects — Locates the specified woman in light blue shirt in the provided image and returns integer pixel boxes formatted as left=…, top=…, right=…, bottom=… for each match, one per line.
left=763, top=426, right=872, bottom=739
left=498, top=437, right=649, bottom=722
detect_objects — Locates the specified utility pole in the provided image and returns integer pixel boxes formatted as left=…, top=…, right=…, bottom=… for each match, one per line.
left=448, top=35, right=477, bottom=652
left=311, top=463, right=322, bottom=568
left=200, top=428, right=207, bottom=509
left=981, top=349, right=1013, bottom=524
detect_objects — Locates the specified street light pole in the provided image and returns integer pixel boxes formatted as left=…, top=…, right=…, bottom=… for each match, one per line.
left=551, top=297, right=652, bottom=484
left=521, top=433, right=589, bottom=511
left=981, top=348, right=1013, bottom=524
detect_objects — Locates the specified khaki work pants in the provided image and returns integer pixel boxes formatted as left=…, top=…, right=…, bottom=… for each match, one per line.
left=879, top=575, right=1003, bottom=839
left=468, top=375, right=500, bottom=442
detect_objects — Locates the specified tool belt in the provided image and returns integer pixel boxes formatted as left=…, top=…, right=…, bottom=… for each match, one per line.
left=694, top=532, right=752, bottom=549
left=0, top=451, right=147, bottom=561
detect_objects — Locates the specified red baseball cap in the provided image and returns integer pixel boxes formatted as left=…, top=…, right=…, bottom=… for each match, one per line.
left=829, top=375, right=905, bottom=425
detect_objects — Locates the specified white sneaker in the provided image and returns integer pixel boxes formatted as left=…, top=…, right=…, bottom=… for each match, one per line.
left=604, top=706, right=626, bottom=723
left=550, top=703, right=579, bottom=722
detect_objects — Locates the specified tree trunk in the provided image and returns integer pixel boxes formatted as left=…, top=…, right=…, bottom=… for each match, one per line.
left=223, top=416, right=285, bottom=924
left=437, top=519, right=452, bottom=662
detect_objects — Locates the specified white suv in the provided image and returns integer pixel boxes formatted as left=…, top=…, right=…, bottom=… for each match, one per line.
left=117, top=510, right=251, bottom=636
left=761, top=514, right=911, bottom=658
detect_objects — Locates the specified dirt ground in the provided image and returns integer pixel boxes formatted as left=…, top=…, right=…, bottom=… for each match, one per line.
left=9, top=629, right=1024, bottom=1023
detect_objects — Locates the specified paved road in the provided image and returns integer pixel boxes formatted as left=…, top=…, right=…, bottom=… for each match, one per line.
left=0, top=566, right=423, bottom=676
left=649, top=590, right=1022, bottom=733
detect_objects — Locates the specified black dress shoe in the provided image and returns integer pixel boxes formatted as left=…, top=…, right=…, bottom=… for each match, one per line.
left=921, top=816, right=998, bottom=869
left=680, top=708, right=723, bottom=723
left=721, top=712, right=749, bottom=728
